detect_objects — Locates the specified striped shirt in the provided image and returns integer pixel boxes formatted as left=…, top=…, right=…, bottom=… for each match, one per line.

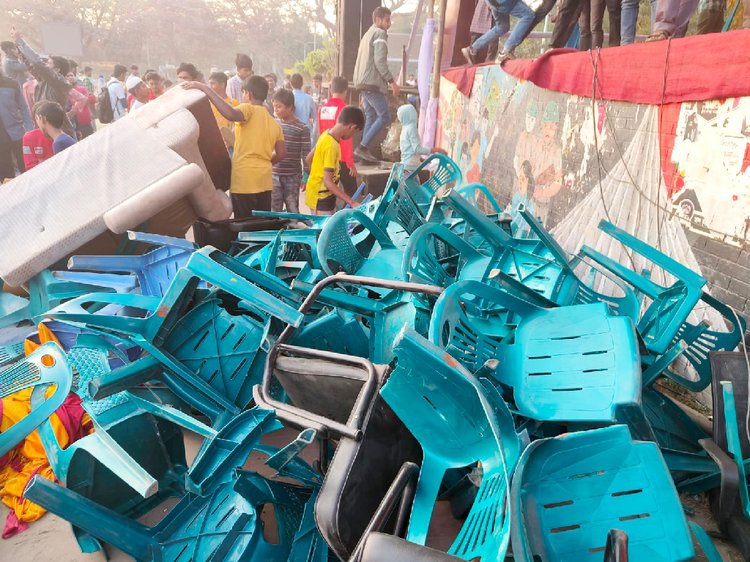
left=273, top=118, right=311, bottom=177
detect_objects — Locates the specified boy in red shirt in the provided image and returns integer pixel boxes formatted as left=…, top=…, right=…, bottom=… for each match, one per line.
left=21, top=126, right=53, bottom=170
left=317, top=76, right=357, bottom=196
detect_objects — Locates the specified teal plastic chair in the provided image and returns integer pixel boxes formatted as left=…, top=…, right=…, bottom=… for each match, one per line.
left=402, top=216, right=570, bottom=311
left=430, top=281, right=641, bottom=422
left=0, top=270, right=124, bottom=330
left=289, top=275, right=442, bottom=363
left=642, top=292, right=747, bottom=391
left=414, top=194, right=640, bottom=319
left=24, top=408, right=315, bottom=562
left=516, top=206, right=640, bottom=321
left=36, top=334, right=198, bottom=553
left=380, top=328, right=519, bottom=561
left=371, top=155, right=462, bottom=245
left=237, top=228, right=322, bottom=267
left=66, top=231, right=196, bottom=298
left=0, top=343, right=71, bottom=457
left=580, top=220, right=707, bottom=354
left=316, top=209, right=405, bottom=299
left=510, top=425, right=697, bottom=562
left=48, top=247, right=303, bottom=426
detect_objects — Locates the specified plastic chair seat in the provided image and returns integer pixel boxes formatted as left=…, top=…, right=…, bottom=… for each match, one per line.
left=510, top=425, right=695, bottom=562
left=498, top=302, right=641, bottom=422
left=430, top=282, right=641, bottom=423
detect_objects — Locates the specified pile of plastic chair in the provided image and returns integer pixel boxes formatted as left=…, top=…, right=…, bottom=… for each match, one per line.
left=1, top=154, right=748, bottom=562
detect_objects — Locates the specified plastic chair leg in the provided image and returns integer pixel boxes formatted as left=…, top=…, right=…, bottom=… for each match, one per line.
left=689, top=522, right=722, bottom=562
left=405, top=455, right=445, bottom=546
left=59, top=430, right=159, bottom=497
left=24, top=475, right=153, bottom=560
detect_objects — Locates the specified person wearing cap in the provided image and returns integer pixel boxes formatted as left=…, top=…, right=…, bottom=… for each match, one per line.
left=126, top=75, right=149, bottom=112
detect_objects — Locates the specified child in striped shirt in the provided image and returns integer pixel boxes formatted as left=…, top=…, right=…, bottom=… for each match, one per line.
left=271, top=89, right=311, bottom=213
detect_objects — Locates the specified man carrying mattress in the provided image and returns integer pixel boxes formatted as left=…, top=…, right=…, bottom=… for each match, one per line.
left=182, top=76, right=286, bottom=217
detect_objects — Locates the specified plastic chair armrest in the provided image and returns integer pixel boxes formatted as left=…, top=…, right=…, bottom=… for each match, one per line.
left=598, top=220, right=706, bottom=287
left=580, top=244, right=663, bottom=297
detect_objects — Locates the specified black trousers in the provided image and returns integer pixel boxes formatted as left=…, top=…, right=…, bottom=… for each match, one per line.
left=551, top=0, right=586, bottom=48
left=0, top=139, right=24, bottom=182
left=231, top=191, right=272, bottom=218
left=339, top=162, right=358, bottom=196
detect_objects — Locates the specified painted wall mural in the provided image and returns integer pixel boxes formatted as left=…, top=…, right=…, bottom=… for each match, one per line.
left=437, top=65, right=750, bottom=248
left=665, top=99, right=750, bottom=244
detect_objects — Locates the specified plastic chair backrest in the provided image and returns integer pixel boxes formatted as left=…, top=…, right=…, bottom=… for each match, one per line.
left=381, top=329, right=518, bottom=561
left=0, top=342, right=72, bottom=457
left=510, top=425, right=695, bottom=562
left=663, top=292, right=747, bottom=391
left=455, top=182, right=504, bottom=214
left=317, top=209, right=396, bottom=277
left=428, top=280, right=541, bottom=373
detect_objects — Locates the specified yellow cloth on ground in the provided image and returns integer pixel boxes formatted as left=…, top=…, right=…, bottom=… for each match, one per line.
left=231, top=103, right=284, bottom=194
left=306, top=131, right=340, bottom=211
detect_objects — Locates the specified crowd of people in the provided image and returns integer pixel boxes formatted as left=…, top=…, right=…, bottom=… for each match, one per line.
left=0, top=7, right=446, bottom=221
left=464, top=0, right=750, bottom=64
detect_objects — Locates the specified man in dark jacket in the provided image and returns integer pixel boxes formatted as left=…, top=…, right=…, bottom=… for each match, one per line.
left=0, top=69, right=26, bottom=181
left=352, top=6, right=400, bottom=163
left=11, top=28, right=78, bottom=137
left=1, top=40, right=33, bottom=130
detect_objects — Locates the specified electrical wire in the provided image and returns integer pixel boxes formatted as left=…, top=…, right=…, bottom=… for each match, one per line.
left=588, top=47, right=637, bottom=271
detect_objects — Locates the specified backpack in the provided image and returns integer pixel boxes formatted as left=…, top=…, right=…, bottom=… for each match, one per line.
left=97, top=84, right=113, bottom=124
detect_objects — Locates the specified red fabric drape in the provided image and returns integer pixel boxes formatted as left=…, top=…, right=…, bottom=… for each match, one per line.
left=443, top=30, right=750, bottom=104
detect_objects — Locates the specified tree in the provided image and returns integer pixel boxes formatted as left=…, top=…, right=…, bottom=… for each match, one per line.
left=303, top=0, right=413, bottom=38
left=283, top=37, right=336, bottom=80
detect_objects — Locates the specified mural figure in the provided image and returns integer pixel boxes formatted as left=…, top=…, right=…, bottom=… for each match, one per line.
left=509, top=159, right=536, bottom=237
left=532, top=101, right=564, bottom=224
left=514, top=100, right=541, bottom=175
left=459, top=140, right=471, bottom=172
left=466, top=131, right=482, bottom=183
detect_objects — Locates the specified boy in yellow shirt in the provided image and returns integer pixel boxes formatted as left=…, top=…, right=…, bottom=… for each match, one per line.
left=305, top=106, right=365, bottom=214
left=183, top=76, right=286, bottom=217
left=207, top=71, right=239, bottom=149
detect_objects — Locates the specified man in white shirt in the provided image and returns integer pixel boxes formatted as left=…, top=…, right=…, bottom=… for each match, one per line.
left=108, top=64, right=128, bottom=121
left=226, top=53, right=252, bottom=103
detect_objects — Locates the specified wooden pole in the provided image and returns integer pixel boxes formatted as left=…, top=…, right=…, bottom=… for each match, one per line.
left=431, top=0, right=448, bottom=99
left=398, top=0, right=426, bottom=85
